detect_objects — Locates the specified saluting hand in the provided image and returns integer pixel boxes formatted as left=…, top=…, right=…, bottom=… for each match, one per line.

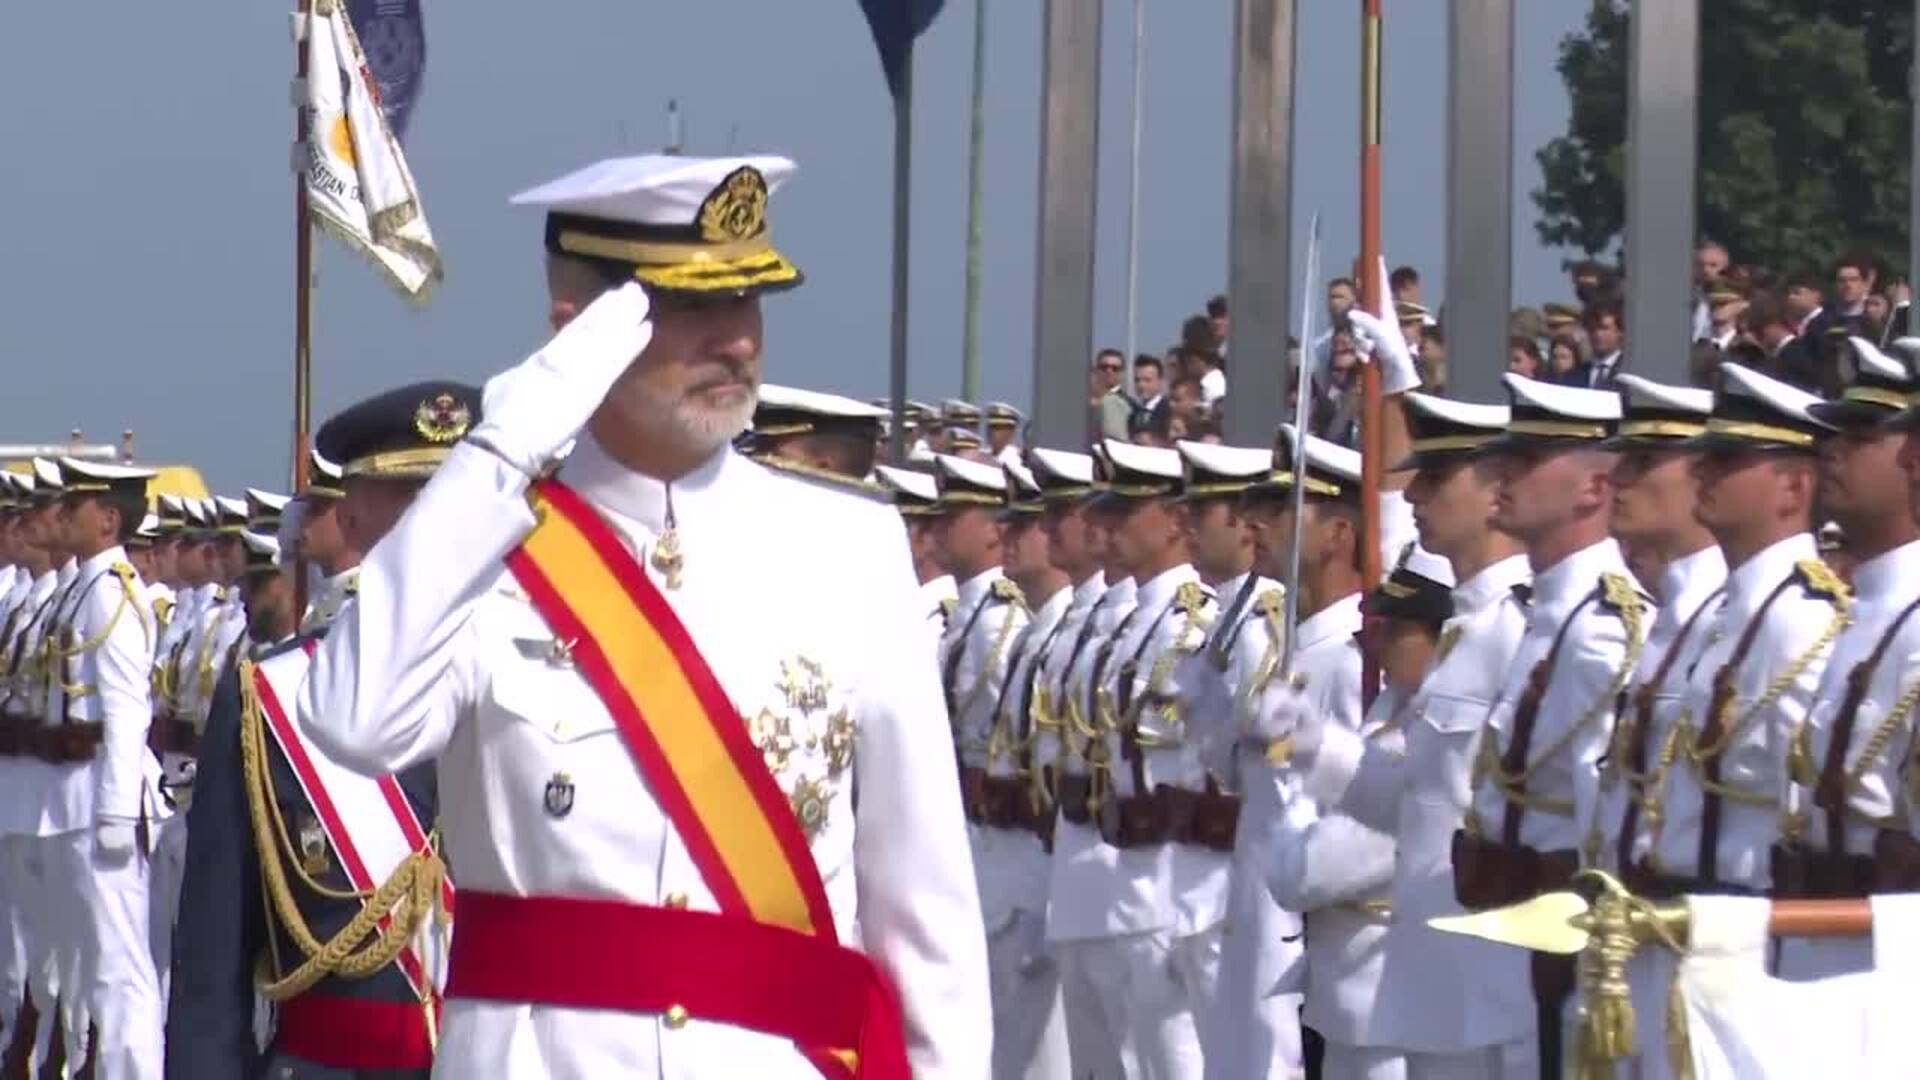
left=1344, top=309, right=1423, bottom=396
left=471, top=281, right=655, bottom=478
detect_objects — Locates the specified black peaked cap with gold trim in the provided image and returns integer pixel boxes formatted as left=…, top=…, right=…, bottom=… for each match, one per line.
left=1363, top=544, right=1454, bottom=627
left=1686, top=361, right=1834, bottom=453
left=1396, top=392, right=1510, bottom=470
left=511, top=155, right=802, bottom=298
left=934, top=453, right=1009, bottom=511
left=1247, top=425, right=1360, bottom=503
left=1176, top=441, right=1271, bottom=501
left=316, top=380, right=483, bottom=482
left=1092, top=439, right=1181, bottom=507
left=1812, top=337, right=1918, bottom=430
left=58, top=457, right=155, bottom=501
left=1480, top=373, right=1622, bottom=453
left=1603, top=374, right=1714, bottom=449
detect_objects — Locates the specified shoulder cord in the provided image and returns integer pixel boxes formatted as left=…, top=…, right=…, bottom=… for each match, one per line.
left=1239, top=591, right=1289, bottom=716
left=1130, top=599, right=1214, bottom=749
left=238, top=659, right=446, bottom=1000
left=958, top=594, right=1028, bottom=754
left=192, top=601, right=237, bottom=705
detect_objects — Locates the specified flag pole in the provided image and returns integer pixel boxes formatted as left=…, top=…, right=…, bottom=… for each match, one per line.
left=1123, top=0, right=1145, bottom=367
left=887, top=44, right=914, bottom=463
left=1357, top=0, right=1383, bottom=705
left=293, top=0, right=314, bottom=617
left=960, top=0, right=987, bottom=403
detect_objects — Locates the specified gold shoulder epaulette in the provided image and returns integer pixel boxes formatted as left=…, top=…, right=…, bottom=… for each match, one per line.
left=1174, top=581, right=1217, bottom=629
left=1253, top=587, right=1284, bottom=618
left=990, top=577, right=1026, bottom=607
left=111, top=562, right=138, bottom=588
left=939, top=597, right=958, bottom=622
left=1597, top=571, right=1644, bottom=620
left=1796, top=558, right=1849, bottom=606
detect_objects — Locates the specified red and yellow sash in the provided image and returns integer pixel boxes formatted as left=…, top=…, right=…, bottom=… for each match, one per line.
left=502, top=479, right=905, bottom=1079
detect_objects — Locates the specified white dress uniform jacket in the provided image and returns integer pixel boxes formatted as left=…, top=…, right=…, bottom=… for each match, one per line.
left=300, top=567, right=360, bottom=634
left=922, top=574, right=960, bottom=647
left=301, top=437, right=991, bottom=1079
left=43, top=547, right=163, bottom=1078
left=1468, top=538, right=1648, bottom=860
left=1633, top=533, right=1838, bottom=886
left=1259, top=593, right=1396, bottom=1058
left=982, top=583, right=1072, bottom=1080
left=1194, top=571, right=1306, bottom=1080
left=1597, top=544, right=1728, bottom=876
left=1302, top=554, right=1536, bottom=1055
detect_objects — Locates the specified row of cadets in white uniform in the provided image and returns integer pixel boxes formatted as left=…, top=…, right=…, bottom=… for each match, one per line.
left=1790, top=339, right=1920, bottom=978
left=296, top=450, right=362, bottom=635
left=1262, top=374, right=1649, bottom=1079
left=1058, top=438, right=1233, bottom=1079
left=877, top=464, right=961, bottom=643
left=0, top=467, right=72, bottom=1072
left=4, top=457, right=168, bottom=1077
left=1599, top=363, right=1843, bottom=1076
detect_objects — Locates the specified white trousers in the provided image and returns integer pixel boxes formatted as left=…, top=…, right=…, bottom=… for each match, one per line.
left=146, top=814, right=189, bottom=1000
left=1320, top=1043, right=1406, bottom=1080
left=48, top=828, right=163, bottom=1080
left=0, top=835, right=22, bottom=1037
left=987, top=909, right=1070, bottom=1079
left=1403, top=1037, right=1537, bottom=1080
left=8, top=834, right=66, bottom=1072
left=1056, top=931, right=1204, bottom=1079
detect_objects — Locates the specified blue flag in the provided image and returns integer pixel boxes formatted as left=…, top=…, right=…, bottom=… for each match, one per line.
left=857, top=0, right=946, bottom=97
left=346, top=0, right=428, bottom=142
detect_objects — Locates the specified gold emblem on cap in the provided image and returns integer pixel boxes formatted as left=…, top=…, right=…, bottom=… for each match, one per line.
left=697, top=167, right=769, bottom=244
left=414, top=393, right=472, bottom=444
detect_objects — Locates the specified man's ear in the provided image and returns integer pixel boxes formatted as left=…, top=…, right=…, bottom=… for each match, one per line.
left=549, top=298, right=583, bottom=334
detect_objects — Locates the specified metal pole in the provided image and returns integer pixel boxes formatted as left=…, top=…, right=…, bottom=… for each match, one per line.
left=1123, top=0, right=1145, bottom=368
left=1031, top=0, right=1102, bottom=446
left=1909, top=0, right=1920, bottom=302
left=1358, top=0, right=1383, bottom=702
left=293, top=0, right=314, bottom=617
left=960, top=0, right=987, bottom=403
left=1224, top=0, right=1295, bottom=446
left=1444, top=0, right=1513, bottom=402
left=1623, top=0, right=1698, bottom=385
left=888, top=52, right=914, bottom=463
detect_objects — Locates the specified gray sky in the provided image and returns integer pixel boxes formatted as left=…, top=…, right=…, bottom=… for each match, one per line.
left=0, top=1, right=1587, bottom=492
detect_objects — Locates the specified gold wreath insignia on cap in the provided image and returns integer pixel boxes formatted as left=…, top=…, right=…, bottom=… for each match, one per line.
left=698, top=167, right=770, bottom=244
left=414, top=393, right=472, bottom=444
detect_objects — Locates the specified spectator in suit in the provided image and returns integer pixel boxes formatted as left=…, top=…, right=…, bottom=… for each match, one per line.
left=1092, top=347, right=1132, bottom=440
left=1560, top=301, right=1624, bottom=388
left=1740, top=290, right=1819, bottom=391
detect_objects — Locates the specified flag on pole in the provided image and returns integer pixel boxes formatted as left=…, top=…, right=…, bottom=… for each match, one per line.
left=304, top=0, right=440, bottom=299
left=345, top=0, right=427, bottom=141
left=856, top=0, right=948, bottom=96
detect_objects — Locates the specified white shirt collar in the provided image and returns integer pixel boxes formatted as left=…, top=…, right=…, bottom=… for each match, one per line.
left=558, top=431, right=734, bottom=535
left=1454, top=554, right=1530, bottom=614
left=1133, top=562, right=1201, bottom=609
left=1071, top=571, right=1107, bottom=610
left=1725, top=532, right=1816, bottom=613
left=955, top=567, right=1005, bottom=607
left=1533, top=537, right=1627, bottom=611
left=1849, top=537, right=1920, bottom=601
left=1297, top=591, right=1364, bottom=650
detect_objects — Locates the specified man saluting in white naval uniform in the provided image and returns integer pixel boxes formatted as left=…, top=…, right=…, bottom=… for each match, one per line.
left=300, top=154, right=989, bottom=1078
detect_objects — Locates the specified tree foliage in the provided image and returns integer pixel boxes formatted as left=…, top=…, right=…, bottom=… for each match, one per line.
left=1534, top=0, right=1915, bottom=275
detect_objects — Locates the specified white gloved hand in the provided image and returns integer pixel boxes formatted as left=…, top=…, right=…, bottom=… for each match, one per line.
left=1247, top=678, right=1324, bottom=769
left=95, top=819, right=138, bottom=859
left=469, top=282, right=654, bottom=477
left=1344, top=308, right=1423, bottom=395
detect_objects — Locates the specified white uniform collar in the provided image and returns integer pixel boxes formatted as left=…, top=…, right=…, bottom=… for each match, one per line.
left=1849, top=537, right=1920, bottom=601
left=1216, top=569, right=1253, bottom=605
left=1660, top=543, right=1727, bottom=608
left=955, top=567, right=1005, bottom=607
left=1070, top=571, right=1106, bottom=610
left=1297, top=590, right=1364, bottom=651
left=1725, top=533, right=1815, bottom=613
left=1532, top=537, right=1625, bottom=611
left=920, top=574, right=957, bottom=606
left=1101, top=574, right=1138, bottom=606
left=558, top=431, right=734, bottom=535
left=56, top=559, right=77, bottom=587
left=1454, top=554, right=1530, bottom=614
left=1133, top=563, right=1200, bottom=609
